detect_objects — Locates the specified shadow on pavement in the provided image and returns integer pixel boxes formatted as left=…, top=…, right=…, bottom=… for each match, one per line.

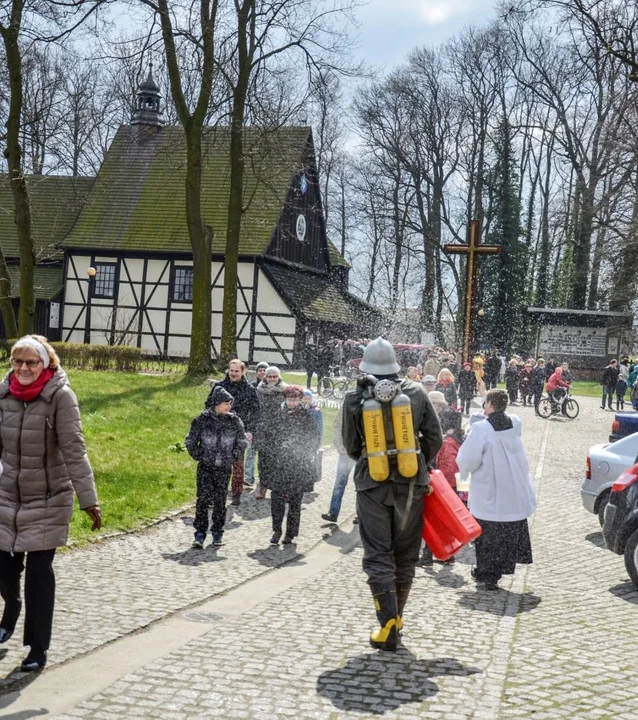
left=317, top=649, right=480, bottom=714
left=246, top=546, right=307, bottom=568
left=456, top=590, right=541, bottom=616
left=585, top=531, right=605, bottom=548
left=161, top=548, right=227, bottom=566
left=0, top=669, right=46, bottom=718
left=322, top=525, right=360, bottom=554
left=609, top=580, right=638, bottom=603
left=422, top=566, right=468, bottom=589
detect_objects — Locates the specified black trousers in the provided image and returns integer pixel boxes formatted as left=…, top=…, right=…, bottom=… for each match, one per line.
left=533, top=387, right=543, bottom=412
left=271, top=488, right=304, bottom=538
left=0, top=549, right=56, bottom=652
left=357, top=482, right=425, bottom=590
left=460, top=397, right=472, bottom=414
left=194, top=465, right=230, bottom=536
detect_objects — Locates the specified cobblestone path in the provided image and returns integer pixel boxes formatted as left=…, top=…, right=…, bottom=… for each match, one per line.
left=2, top=397, right=637, bottom=719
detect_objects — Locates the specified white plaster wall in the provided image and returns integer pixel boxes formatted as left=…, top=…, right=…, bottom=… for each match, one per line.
left=257, top=270, right=290, bottom=314
left=122, top=258, right=145, bottom=283
left=145, top=259, right=171, bottom=284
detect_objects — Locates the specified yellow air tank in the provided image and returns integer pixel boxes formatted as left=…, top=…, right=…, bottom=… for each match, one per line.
left=362, top=397, right=390, bottom=481
left=391, top=392, right=419, bottom=478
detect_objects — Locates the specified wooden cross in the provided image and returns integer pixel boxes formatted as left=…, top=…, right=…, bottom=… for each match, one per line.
left=443, top=220, right=502, bottom=362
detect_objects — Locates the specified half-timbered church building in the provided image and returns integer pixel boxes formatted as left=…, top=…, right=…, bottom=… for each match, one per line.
left=0, top=70, right=376, bottom=366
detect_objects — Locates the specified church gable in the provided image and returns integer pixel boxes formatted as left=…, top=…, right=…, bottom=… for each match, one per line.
left=265, top=135, right=331, bottom=272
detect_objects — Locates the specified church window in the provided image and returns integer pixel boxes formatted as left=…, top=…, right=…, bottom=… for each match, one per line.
left=172, top=266, right=193, bottom=302
left=92, top=262, right=117, bottom=298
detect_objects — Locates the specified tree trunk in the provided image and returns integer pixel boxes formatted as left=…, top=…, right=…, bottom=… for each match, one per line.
left=220, top=0, right=253, bottom=364
left=0, top=243, right=17, bottom=338
left=185, top=133, right=213, bottom=372
left=571, top=176, right=597, bottom=309
left=1, top=0, right=36, bottom=337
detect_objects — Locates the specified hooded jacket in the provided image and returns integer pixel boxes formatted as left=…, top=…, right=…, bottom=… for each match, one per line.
left=205, top=373, right=260, bottom=433
left=0, top=367, right=98, bottom=552
left=186, top=388, right=247, bottom=469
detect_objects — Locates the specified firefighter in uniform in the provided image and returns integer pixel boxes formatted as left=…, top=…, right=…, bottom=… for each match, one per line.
left=343, top=337, right=442, bottom=651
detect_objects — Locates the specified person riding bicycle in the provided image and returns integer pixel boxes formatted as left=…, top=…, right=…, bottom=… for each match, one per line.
left=546, top=366, right=570, bottom=414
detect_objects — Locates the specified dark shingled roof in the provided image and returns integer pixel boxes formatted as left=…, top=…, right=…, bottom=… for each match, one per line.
left=6, top=265, right=64, bottom=300
left=262, top=261, right=375, bottom=326
left=327, top=239, right=350, bottom=268
left=61, top=125, right=314, bottom=256
left=0, top=175, right=94, bottom=260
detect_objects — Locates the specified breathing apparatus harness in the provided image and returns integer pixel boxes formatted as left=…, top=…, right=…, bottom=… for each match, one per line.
left=359, top=375, right=422, bottom=530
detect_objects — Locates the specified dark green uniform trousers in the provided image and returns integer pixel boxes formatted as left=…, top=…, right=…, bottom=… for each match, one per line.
left=357, top=482, right=425, bottom=590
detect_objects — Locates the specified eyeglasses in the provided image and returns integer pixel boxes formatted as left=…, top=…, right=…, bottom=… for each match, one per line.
left=11, top=358, right=42, bottom=369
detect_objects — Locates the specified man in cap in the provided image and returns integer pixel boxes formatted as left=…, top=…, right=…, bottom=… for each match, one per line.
left=342, top=337, right=442, bottom=651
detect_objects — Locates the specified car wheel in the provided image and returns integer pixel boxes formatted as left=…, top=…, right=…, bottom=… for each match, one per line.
left=597, top=490, right=610, bottom=527
left=624, top=528, right=638, bottom=590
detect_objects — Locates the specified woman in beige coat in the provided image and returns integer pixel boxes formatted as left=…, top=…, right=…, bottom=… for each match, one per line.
left=0, top=336, right=101, bottom=671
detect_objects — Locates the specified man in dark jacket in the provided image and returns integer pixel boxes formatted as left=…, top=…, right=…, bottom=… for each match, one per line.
left=205, top=359, right=259, bottom=506
left=484, top=350, right=501, bottom=390
left=601, top=359, right=619, bottom=410
left=343, top=337, right=442, bottom=652
left=186, top=386, right=247, bottom=548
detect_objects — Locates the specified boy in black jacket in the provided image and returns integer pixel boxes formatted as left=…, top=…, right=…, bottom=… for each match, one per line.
left=185, top=386, right=247, bottom=548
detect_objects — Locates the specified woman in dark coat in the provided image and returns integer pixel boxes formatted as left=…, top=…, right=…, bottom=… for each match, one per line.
left=269, top=385, right=321, bottom=544
left=518, top=362, right=534, bottom=407
left=253, top=367, right=287, bottom=499
left=457, top=361, right=476, bottom=415
left=505, top=360, right=519, bottom=404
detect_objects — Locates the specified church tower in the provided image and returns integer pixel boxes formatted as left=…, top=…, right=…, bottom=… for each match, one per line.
left=131, top=64, right=164, bottom=127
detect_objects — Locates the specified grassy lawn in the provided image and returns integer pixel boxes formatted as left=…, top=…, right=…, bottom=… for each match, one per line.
left=2, top=367, right=340, bottom=543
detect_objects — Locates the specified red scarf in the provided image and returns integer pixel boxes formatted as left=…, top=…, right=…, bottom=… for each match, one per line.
left=9, top=368, right=55, bottom=402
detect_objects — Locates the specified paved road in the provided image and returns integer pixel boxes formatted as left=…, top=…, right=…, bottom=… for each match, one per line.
left=2, top=396, right=637, bottom=719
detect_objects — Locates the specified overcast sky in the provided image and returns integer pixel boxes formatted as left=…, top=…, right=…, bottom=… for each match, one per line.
left=353, top=0, right=500, bottom=70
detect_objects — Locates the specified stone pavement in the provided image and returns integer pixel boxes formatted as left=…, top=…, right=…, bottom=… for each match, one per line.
left=0, top=446, right=354, bottom=685
left=2, top=396, right=638, bottom=719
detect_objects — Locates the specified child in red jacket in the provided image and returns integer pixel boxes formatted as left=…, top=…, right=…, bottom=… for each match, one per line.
left=437, top=410, right=466, bottom=503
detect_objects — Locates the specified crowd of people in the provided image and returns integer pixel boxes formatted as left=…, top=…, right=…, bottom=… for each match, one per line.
left=0, top=332, right=635, bottom=672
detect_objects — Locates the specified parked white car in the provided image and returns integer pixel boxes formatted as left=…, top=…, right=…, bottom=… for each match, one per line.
left=581, top=433, right=638, bottom=525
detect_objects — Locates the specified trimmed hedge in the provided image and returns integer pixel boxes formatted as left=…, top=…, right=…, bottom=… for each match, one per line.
left=50, top=343, right=142, bottom=372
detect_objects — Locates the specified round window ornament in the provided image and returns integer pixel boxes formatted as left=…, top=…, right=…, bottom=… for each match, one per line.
left=296, top=214, right=307, bottom=242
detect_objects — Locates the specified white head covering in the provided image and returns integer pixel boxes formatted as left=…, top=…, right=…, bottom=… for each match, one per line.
left=13, top=337, right=50, bottom=369
left=265, top=366, right=280, bottom=377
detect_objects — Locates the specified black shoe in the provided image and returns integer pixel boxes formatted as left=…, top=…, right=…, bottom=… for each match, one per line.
left=417, top=550, right=434, bottom=567
left=352, top=516, right=358, bottom=525
left=21, top=650, right=46, bottom=672
left=483, top=581, right=499, bottom=591
left=192, top=533, right=205, bottom=549
left=212, top=533, right=223, bottom=547
left=321, top=513, right=338, bottom=523
left=0, top=627, right=13, bottom=644
left=282, top=535, right=294, bottom=545
left=231, top=495, right=241, bottom=507
left=270, top=533, right=281, bottom=545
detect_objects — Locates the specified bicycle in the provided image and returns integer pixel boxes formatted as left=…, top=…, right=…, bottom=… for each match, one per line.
left=317, top=365, right=356, bottom=399
left=537, top=391, right=579, bottom=419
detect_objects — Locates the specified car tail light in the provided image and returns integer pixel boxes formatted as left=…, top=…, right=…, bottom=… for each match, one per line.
left=611, top=464, right=638, bottom=493
left=612, top=420, right=620, bottom=433
left=586, top=456, right=591, bottom=480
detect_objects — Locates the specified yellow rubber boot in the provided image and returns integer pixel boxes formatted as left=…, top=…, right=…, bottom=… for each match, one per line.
left=369, top=589, right=398, bottom=652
